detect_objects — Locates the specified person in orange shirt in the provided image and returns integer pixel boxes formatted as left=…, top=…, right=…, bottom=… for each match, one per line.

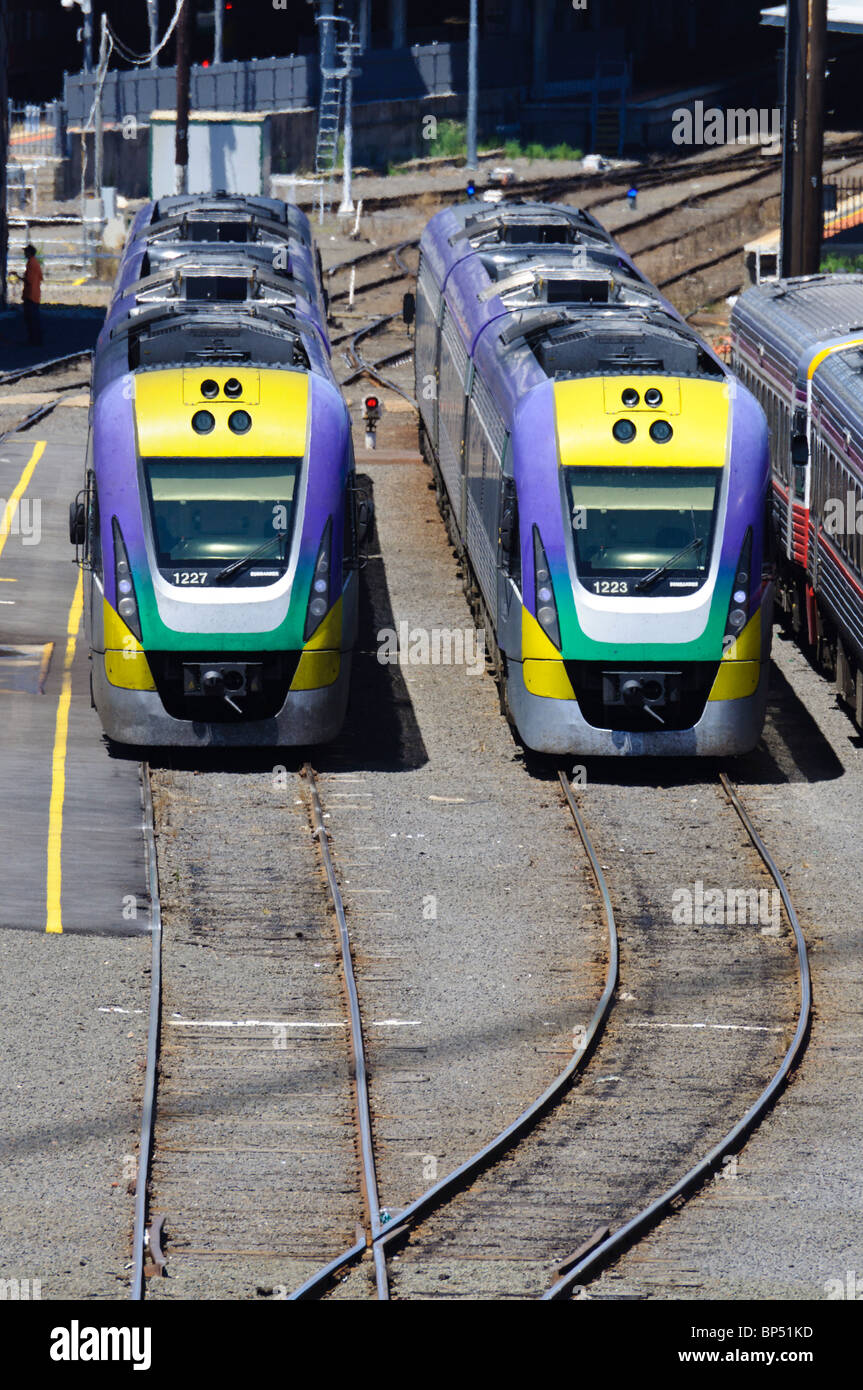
left=22, top=243, right=43, bottom=346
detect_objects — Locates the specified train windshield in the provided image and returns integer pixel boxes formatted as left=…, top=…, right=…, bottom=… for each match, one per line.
left=144, top=456, right=302, bottom=586
left=564, top=465, right=721, bottom=597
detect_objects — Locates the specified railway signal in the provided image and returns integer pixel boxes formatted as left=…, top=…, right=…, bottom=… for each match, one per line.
left=363, top=394, right=381, bottom=449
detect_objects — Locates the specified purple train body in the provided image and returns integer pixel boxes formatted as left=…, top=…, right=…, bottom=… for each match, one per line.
left=414, top=198, right=773, bottom=755
left=72, top=193, right=361, bottom=747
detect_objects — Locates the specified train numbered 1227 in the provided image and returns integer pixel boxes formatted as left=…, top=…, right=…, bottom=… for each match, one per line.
left=411, top=197, right=773, bottom=755
left=71, top=193, right=362, bottom=747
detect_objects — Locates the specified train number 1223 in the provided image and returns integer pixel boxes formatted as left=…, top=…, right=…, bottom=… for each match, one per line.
left=593, top=579, right=628, bottom=594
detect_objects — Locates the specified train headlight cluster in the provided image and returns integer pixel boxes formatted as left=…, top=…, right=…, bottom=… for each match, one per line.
left=304, top=517, right=333, bottom=640
left=533, top=525, right=561, bottom=649
left=112, top=518, right=142, bottom=641
left=724, top=528, right=753, bottom=648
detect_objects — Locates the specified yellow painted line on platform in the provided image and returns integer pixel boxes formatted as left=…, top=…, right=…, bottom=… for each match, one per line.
left=0, top=577, right=18, bottom=582
left=0, top=440, right=45, bottom=564
left=45, top=571, right=84, bottom=935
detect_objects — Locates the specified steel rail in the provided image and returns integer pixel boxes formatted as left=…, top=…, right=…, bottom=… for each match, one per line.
left=346, top=314, right=418, bottom=407
left=299, top=144, right=787, bottom=220
left=0, top=349, right=92, bottom=387
left=290, top=766, right=388, bottom=1300
left=543, top=772, right=812, bottom=1300
left=0, top=378, right=90, bottom=442
left=131, top=763, right=163, bottom=1301
left=290, top=770, right=619, bottom=1296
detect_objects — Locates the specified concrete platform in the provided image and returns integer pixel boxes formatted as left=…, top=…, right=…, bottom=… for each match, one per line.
left=0, top=396, right=153, bottom=1300
left=0, top=422, right=152, bottom=935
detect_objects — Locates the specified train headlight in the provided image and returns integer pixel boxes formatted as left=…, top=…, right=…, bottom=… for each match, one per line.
left=723, top=527, right=752, bottom=652
left=192, top=409, right=215, bottom=434
left=304, top=518, right=333, bottom=640
left=533, top=525, right=561, bottom=649
left=612, top=419, right=636, bottom=443
left=649, top=420, right=673, bottom=443
left=112, top=518, right=142, bottom=641
left=228, top=409, right=252, bottom=434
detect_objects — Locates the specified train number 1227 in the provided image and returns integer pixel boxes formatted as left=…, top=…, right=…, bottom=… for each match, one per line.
left=172, top=571, right=208, bottom=585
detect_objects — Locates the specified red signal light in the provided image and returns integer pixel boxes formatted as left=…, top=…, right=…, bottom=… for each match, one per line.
left=366, top=396, right=378, bottom=410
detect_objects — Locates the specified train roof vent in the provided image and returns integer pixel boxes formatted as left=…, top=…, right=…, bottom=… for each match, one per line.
left=540, top=271, right=611, bottom=304
left=183, top=219, right=250, bottom=242
left=129, top=314, right=311, bottom=370
left=184, top=275, right=249, bottom=302
left=500, top=219, right=577, bottom=245
left=529, top=323, right=721, bottom=379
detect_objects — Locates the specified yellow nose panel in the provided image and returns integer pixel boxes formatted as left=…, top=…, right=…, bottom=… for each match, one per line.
left=134, top=367, right=309, bottom=457
left=554, top=377, right=730, bottom=469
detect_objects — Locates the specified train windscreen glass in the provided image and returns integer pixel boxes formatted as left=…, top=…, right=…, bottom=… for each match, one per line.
left=144, top=457, right=301, bottom=586
left=564, top=466, right=721, bottom=597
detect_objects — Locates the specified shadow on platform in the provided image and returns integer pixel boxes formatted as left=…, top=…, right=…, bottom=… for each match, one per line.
left=0, top=306, right=104, bottom=375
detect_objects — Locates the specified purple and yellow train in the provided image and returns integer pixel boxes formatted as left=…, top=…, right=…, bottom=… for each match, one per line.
left=71, top=194, right=360, bottom=747
left=414, top=198, right=773, bottom=755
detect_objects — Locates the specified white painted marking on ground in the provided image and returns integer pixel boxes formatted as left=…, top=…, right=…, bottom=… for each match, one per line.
left=371, top=1019, right=422, bottom=1026
left=631, top=1021, right=783, bottom=1033
left=98, top=1006, right=146, bottom=1014
left=168, top=1016, right=346, bottom=1028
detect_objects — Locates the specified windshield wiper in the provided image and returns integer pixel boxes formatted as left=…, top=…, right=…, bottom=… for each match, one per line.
left=213, top=530, right=287, bottom=584
left=634, top=536, right=703, bottom=592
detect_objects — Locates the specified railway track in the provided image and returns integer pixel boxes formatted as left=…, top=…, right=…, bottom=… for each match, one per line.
left=131, top=762, right=382, bottom=1300
left=284, top=769, right=808, bottom=1300
left=124, top=167, right=815, bottom=1299
left=0, top=352, right=92, bottom=440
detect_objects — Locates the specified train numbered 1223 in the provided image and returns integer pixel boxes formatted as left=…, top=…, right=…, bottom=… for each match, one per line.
left=71, top=193, right=363, bottom=748
left=411, top=197, right=773, bottom=756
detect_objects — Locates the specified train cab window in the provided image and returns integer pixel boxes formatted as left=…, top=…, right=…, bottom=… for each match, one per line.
left=143, top=456, right=302, bottom=586
left=564, top=465, right=721, bottom=597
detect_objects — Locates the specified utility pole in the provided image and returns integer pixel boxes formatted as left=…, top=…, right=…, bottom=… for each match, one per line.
left=82, top=0, right=93, bottom=73
left=802, top=0, right=827, bottom=273
left=175, top=0, right=193, bottom=195
left=94, top=13, right=108, bottom=204
left=337, top=28, right=360, bottom=215
left=466, top=0, right=478, bottom=171
left=781, top=0, right=827, bottom=277
left=147, top=0, right=159, bottom=67
left=214, top=0, right=223, bottom=65
left=60, top=0, right=94, bottom=74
